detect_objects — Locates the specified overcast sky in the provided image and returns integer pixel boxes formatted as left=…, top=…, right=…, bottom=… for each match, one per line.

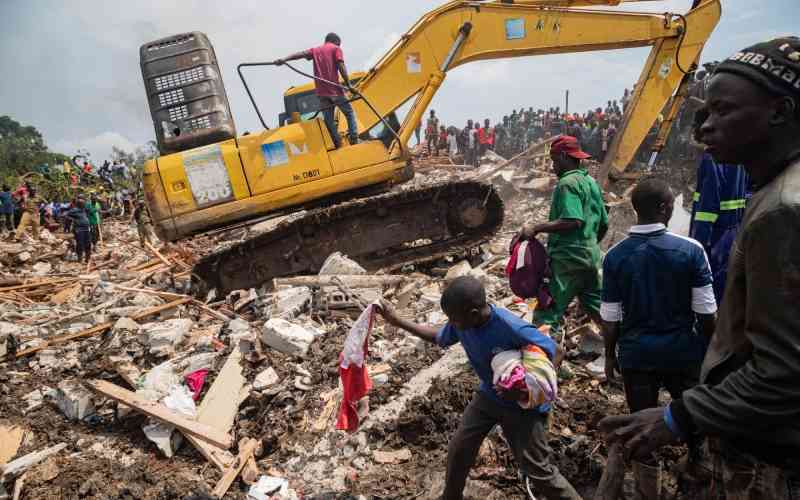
left=1, top=0, right=795, bottom=161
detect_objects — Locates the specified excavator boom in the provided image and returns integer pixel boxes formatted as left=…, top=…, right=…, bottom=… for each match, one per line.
left=140, top=0, right=721, bottom=295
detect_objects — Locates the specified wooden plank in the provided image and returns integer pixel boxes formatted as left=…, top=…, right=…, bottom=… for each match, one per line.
left=0, top=426, right=25, bottom=465
left=145, top=242, right=173, bottom=268
left=50, top=283, right=81, bottom=305
left=0, top=443, right=66, bottom=483
left=86, top=380, right=232, bottom=449
left=273, top=274, right=407, bottom=289
left=211, top=438, right=258, bottom=498
left=0, top=278, right=75, bottom=293
left=184, top=348, right=247, bottom=470
left=14, top=297, right=191, bottom=358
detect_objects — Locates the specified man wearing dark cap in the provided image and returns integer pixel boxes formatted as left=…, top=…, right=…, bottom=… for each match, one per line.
left=520, top=135, right=608, bottom=335
left=600, top=37, right=800, bottom=499
left=274, top=33, right=358, bottom=148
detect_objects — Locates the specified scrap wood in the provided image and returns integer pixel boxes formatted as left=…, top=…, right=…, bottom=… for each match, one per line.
left=0, top=425, right=25, bottom=465
left=14, top=297, right=191, bottom=358
left=593, top=443, right=625, bottom=500
left=11, top=471, right=26, bottom=500
left=313, top=388, right=341, bottom=433
left=272, top=274, right=408, bottom=289
left=86, top=380, right=233, bottom=449
left=0, top=278, right=77, bottom=293
left=37, top=296, right=121, bottom=327
left=0, top=443, right=67, bottom=483
left=145, top=241, right=173, bottom=268
left=211, top=438, right=258, bottom=498
left=108, top=285, right=234, bottom=322
left=50, top=282, right=81, bottom=305
left=184, top=348, right=247, bottom=470
left=475, top=135, right=555, bottom=182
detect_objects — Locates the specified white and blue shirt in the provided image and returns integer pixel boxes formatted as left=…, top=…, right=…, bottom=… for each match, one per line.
left=437, top=305, right=556, bottom=411
left=601, top=223, right=717, bottom=371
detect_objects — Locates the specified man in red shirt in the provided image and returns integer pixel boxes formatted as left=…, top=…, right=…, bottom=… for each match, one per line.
left=275, top=33, right=358, bottom=148
left=478, top=118, right=495, bottom=157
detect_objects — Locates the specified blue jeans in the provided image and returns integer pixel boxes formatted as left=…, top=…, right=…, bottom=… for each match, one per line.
left=320, top=95, right=357, bottom=148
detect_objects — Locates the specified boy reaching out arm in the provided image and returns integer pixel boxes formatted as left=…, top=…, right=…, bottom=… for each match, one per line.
left=374, top=276, right=580, bottom=500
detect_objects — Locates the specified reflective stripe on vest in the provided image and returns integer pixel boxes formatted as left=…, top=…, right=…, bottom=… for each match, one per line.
left=694, top=211, right=719, bottom=223
left=719, top=199, right=747, bottom=210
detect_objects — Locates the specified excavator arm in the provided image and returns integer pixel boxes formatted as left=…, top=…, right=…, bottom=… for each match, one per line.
left=346, top=0, right=721, bottom=178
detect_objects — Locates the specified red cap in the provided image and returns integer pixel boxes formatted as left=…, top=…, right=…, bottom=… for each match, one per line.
left=550, top=135, right=591, bottom=159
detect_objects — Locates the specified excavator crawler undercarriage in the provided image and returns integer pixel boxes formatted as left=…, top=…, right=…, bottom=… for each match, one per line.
left=192, top=180, right=504, bottom=295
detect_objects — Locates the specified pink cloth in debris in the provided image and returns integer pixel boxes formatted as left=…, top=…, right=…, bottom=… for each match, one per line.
left=496, top=365, right=527, bottom=391
left=184, top=369, right=209, bottom=401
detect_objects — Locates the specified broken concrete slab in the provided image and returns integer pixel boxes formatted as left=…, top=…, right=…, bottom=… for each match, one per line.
left=271, top=286, right=312, bottom=319
left=444, top=260, right=472, bottom=283
left=139, top=318, right=193, bottom=357
left=113, top=316, right=140, bottom=332
left=253, top=367, right=280, bottom=391
left=54, top=379, right=96, bottom=421
left=262, top=318, right=318, bottom=357
left=372, top=448, right=412, bottom=464
left=0, top=443, right=67, bottom=483
left=32, top=261, right=52, bottom=275
left=318, top=252, right=366, bottom=275
left=131, top=292, right=164, bottom=308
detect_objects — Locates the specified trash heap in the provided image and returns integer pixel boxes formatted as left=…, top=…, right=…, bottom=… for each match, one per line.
left=0, top=148, right=645, bottom=499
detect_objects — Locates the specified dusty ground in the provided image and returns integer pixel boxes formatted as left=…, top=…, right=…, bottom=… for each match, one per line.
left=0, top=147, right=696, bottom=499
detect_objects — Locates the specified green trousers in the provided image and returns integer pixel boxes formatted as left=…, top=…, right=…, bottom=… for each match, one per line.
left=534, top=259, right=602, bottom=332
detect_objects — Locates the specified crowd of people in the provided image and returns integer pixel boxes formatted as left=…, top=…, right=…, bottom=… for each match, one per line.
left=416, top=90, right=633, bottom=167
left=1, top=164, right=154, bottom=263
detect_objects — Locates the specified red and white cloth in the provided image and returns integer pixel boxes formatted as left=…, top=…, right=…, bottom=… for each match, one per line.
left=336, top=303, right=377, bottom=432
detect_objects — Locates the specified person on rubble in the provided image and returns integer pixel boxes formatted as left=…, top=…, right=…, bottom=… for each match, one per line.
left=438, top=125, right=449, bottom=157
left=601, top=177, right=717, bottom=498
left=478, top=118, right=495, bottom=157
left=0, top=185, right=13, bottom=235
left=130, top=200, right=154, bottom=248
left=273, top=33, right=358, bottom=149
left=519, top=135, right=607, bottom=336
left=689, top=107, right=751, bottom=304
left=14, top=188, right=41, bottom=241
left=375, top=276, right=582, bottom=500
left=86, top=193, right=100, bottom=250
left=425, top=109, right=440, bottom=157
left=599, top=37, right=800, bottom=499
left=67, top=198, right=92, bottom=263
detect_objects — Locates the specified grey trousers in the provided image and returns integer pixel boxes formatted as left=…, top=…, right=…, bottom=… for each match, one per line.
left=444, top=391, right=582, bottom=500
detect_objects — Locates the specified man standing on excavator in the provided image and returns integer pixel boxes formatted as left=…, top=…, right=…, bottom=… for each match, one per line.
left=274, top=33, right=358, bottom=149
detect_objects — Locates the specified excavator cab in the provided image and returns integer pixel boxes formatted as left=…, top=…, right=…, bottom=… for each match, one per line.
left=278, top=73, right=401, bottom=148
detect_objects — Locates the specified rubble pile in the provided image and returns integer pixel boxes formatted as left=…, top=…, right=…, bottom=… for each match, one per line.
left=0, top=151, right=643, bottom=499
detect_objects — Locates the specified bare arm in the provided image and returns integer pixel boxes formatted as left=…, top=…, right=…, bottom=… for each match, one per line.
left=337, top=60, right=353, bottom=89
left=376, top=300, right=439, bottom=344
left=601, top=320, right=621, bottom=381
left=697, top=313, right=716, bottom=338
left=273, top=51, right=310, bottom=65
left=521, top=218, right=582, bottom=240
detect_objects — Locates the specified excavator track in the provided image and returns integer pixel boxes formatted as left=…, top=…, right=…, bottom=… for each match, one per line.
left=192, top=181, right=504, bottom=295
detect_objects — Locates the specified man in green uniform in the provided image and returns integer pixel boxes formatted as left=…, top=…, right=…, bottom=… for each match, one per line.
left=86, top=193, right=100, bottom=251
left=520, top=135, right=608, bottom=333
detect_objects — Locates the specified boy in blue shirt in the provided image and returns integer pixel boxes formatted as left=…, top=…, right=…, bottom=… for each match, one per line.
left=377, top=276, right=580, bottom=500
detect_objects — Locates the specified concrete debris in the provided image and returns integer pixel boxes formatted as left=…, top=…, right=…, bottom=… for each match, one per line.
left=113, top=316, right=140, bottom=333
left=32, top=261, right=52, bottom=275
left=271, top=286, right=312, bottom=319
left=54, top=379, right=96, bottom=421
left=318, top=252, right=366, bottom=275
left=248, top=475, right=296, bottom=500
left=139, top=318, right=193, bottom=357
left=253, top=367, right=280, bottom=390
left=131, top=292, right=164, bottom=308
left=373, top=448, right=412, bottom=464
left=17, top=251, right=31, bottom=263
left=262, top=318, right=320, bottom=357
left=444, top=260, right=472, bottom=283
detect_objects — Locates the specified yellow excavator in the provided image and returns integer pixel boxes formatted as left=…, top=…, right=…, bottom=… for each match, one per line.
left=139, top=0, right=721, bottom=295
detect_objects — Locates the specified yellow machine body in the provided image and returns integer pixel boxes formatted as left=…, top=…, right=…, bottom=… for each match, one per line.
left=144, top=0, right=722, bottom=242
